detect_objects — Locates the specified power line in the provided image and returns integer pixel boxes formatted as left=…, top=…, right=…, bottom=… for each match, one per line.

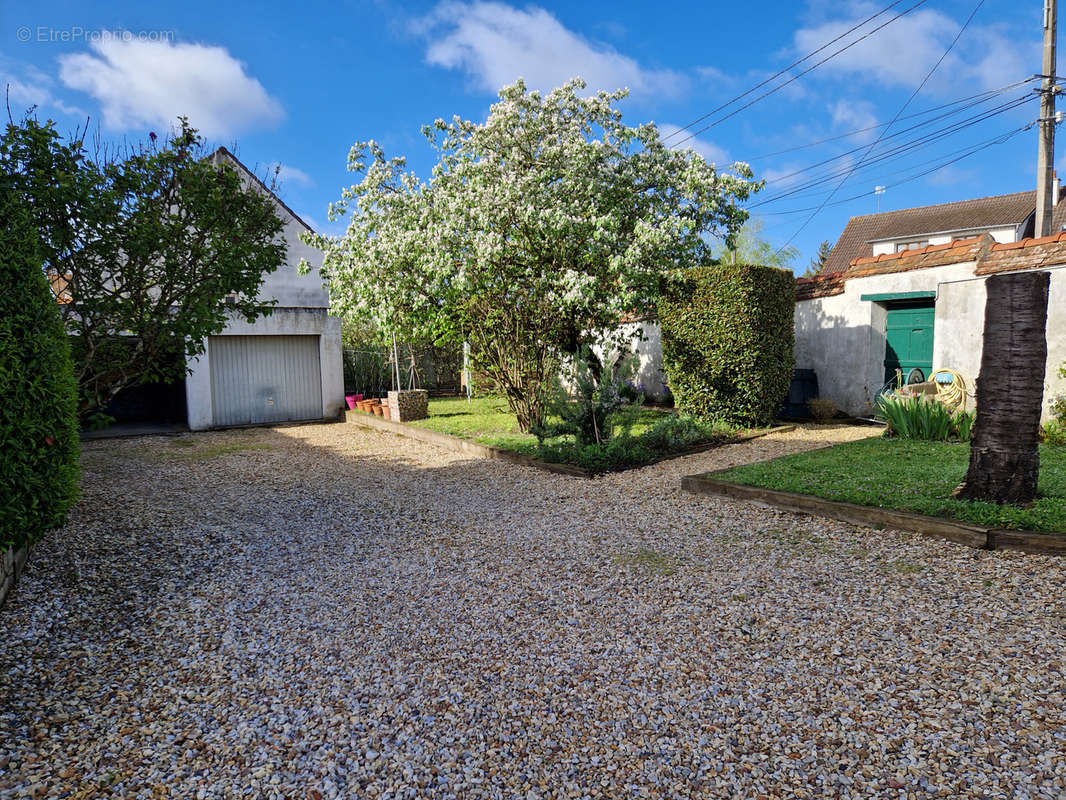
left=772, top=0, right=988, bottom=255
left=747, top=78, right=1037, bottom=160
left=661, top=0, right=924, bottom=145
left=758, top=123, right=1034, bottom=216
left=669, top=0, right=932, bottom=148
left=759, top=92, right=1030, bottom=190
left=752, top=92, right=1033, bottom=206
left=752, top=96, right=1032, bottom=207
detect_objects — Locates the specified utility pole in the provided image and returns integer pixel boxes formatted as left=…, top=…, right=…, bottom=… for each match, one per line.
left=1036, top=0, right=1058, bottom=237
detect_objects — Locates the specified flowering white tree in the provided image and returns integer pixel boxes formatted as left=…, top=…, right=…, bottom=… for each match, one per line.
left=305, top=79, right=760, bottom=430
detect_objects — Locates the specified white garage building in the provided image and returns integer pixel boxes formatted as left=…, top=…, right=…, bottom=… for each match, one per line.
left=184, top=148, right=343, bottom=430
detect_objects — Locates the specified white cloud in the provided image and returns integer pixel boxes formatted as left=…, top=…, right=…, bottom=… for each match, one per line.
left=418, top=1, right=685, bottom=97
left=926, top=164, right=977, bottom=187
left=695, top=64, right=733, bottom=85
left=793, top=3, right=1033, bottom=94
left=828, top=98, right=879, bottom=143
left=760, top=163, right=809, bottom=189
left=657, top=122, right=729, bottom=165
left=58, top=39, right=283, bottom=138
left=297, top=212, right=324, bottom=233
left=267, top=162, right=314, bottom=188
left=761, top=151, right=856, bottom=191
left=298, top=211, right=347, bottom=237
left=0, top=59, right=86, bottom=117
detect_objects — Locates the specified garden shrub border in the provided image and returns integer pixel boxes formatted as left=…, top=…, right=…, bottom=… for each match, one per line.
left=347, top=410, right=792, bottom=478
left=1, top=158, right=81, bottom=607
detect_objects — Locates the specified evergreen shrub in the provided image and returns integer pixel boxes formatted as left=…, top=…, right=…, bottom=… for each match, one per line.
left=0, top=184, right=80, bottom=552
left=658, top=263, right=795, bottom=427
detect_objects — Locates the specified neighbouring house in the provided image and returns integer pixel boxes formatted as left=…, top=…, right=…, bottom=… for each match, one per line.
left=183, top=148, right=343, bottom=430
left=608, top=189, right=1066, bottom=420
left=795, top=210, right=1066, bottom=421
left=65, top=148, right=343, bottom=430
left=818, top=189, right=1059, bottom=274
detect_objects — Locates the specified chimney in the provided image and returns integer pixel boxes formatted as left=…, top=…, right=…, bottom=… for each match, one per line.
left=1055, top=170, right=1061, bottom=207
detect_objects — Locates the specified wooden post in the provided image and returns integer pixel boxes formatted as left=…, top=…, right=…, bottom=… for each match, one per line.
left=1036, top=0, right=1058, bottom=237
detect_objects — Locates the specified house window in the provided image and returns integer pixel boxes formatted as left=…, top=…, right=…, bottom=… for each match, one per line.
left=895, top=240, right=928, bottom=252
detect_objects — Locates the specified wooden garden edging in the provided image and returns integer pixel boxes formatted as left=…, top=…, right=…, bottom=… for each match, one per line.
left=681, top=472, right=1066, bottom=556
left=1, top=544, right=30, bottom=610
left=347, top=410, right=793, bottom=478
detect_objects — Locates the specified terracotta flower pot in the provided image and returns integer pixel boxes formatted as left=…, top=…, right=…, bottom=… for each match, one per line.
left=381, top=405, right=392, bottom=421
left=372, top=404, right=384, bottom=417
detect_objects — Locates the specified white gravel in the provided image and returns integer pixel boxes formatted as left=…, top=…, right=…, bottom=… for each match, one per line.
left=2, top=421, right=1065, bottom=799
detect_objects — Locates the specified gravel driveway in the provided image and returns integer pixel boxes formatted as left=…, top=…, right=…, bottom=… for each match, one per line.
left=2, top=421, right=1064, bottom=799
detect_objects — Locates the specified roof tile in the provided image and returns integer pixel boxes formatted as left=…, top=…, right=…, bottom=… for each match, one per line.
left=820, top=190, right=1039, bottom=275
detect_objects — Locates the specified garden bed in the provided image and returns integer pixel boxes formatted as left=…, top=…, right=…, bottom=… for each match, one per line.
left=405, top=397, right=671, bottom=452
left=349, top=396, right=788, bottom=476
left=683, top=438, right=1066, bottom=552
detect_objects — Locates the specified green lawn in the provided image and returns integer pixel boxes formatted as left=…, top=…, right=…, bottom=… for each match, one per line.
left=407, top=396, right=675, bottom=456
left=715, top=438, right=1066, bottom=533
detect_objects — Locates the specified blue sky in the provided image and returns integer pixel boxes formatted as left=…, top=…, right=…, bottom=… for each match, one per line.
left=0, top=0, right=1052, bottom=272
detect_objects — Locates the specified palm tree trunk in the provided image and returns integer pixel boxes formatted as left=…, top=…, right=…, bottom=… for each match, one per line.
left=954, top=271, right=1050, bottom=505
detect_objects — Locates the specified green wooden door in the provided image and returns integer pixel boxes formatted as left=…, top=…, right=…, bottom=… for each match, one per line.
left=884, top=302, right=934, bottom=384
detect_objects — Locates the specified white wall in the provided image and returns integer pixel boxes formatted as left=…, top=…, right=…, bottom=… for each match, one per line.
left=1046, top=271, right=1066, bottom=418
left=795, top=264, right=1066, bottom=421
left=218, top=148, right=328, bottom=309
left=930, top=278, right=986, bottom=412
left=870, top=225, right=1020, bottom=257
left=933, top=269, right=1066, bottom=420
left=254, top=210, right=328, bottom=308
left=596, top=321, right=669, bottom=400
left=186, top=309, right=343, bottom=430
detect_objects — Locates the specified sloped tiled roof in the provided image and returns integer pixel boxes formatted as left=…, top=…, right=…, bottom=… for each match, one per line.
left=820, top=190, right=1044, bottom=275
left=795, top=230, right=1066, bottom=300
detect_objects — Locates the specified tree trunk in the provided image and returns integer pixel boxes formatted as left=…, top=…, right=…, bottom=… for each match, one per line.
left=954, top=271, right=1050, bottom=505
left=506, top=386, right=544, bottom=433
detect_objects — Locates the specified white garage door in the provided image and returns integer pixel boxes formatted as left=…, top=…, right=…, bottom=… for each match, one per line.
left=209, top=335, right=323, bottom=426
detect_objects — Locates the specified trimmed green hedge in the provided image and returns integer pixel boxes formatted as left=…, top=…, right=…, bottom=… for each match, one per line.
left=658, top=262, right=795, bottom=427
left=0, top=182, right=80, bottom=552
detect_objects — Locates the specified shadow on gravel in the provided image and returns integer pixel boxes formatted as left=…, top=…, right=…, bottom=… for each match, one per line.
left=13, top=422, right=582, bottom=623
